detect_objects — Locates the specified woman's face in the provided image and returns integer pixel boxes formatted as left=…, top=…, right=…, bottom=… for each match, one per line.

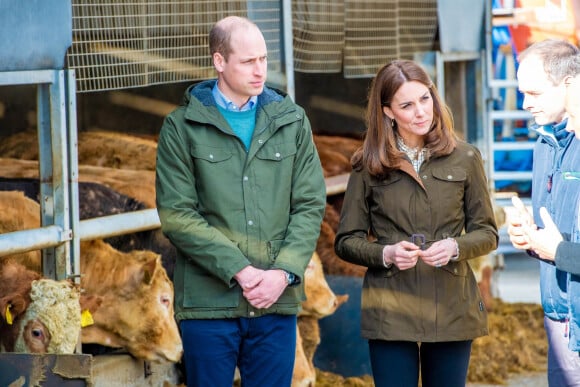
left=383, top=80, right=433, bottom=147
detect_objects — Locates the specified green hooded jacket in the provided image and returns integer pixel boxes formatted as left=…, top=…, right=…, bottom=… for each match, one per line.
left=156, top=80, right=326, bottom=322
left=335, top=141, right=498, bottom=342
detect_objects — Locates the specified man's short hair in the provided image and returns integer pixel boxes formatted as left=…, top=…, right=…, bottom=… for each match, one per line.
left=518, top=39, right=580, bottom=85
left=209, top=16, right=257, bottom=61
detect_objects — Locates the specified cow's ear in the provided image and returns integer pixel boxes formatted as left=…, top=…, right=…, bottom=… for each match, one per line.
left=79, top=294, right=103, bottom=314
left=140, top=257, right=158, bottom=285
left=0, top=295, right=27, bottom=323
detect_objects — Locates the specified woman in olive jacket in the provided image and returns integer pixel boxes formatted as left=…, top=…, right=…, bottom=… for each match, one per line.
left=334, top=60, right=498, bottom=387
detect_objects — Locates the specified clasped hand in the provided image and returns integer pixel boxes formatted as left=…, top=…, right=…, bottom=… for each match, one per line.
left=383, top=238, right=457, bottom=270
left=234, top=266, right=287, bottom=309
left=507, top=196, right=563, bottom=260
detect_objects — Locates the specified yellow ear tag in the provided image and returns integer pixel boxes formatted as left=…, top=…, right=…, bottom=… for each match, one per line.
left=5, top=304, right=13, bottom=325
left=80, top=309, right=94, bottom=327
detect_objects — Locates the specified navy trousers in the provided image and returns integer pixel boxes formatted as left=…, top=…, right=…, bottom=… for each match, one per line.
left=369, top=339, right=473, bottom=387
left=180, top=314, right=297, bottom=387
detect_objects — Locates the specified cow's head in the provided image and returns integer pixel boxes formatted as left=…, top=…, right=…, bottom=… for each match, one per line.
left=16, top=279, right=82, bottom=354
left=1, top=277, right=83, bottom=354
left=81, top=240, right=183, bottom=363
left=300, top=252, right=349, bottom=318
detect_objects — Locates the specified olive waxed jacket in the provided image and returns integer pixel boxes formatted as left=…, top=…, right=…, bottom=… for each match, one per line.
left=335, top=141, right=498, bottom=342
left=156, top=80, right=326, bottom=322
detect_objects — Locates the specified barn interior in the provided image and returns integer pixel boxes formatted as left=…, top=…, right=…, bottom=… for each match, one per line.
left=0, top=0, right=579, bottom=386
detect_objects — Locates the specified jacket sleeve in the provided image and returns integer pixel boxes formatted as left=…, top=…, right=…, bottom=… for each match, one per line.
left=270, top=112, right=327, bottom=282
left=334, top=170, right=385, bottom=268
left=555, top=241, right=580, bottom=275
left=155, top=112, right=250, bottom=286
left=456, top=145, right=499, bottom=260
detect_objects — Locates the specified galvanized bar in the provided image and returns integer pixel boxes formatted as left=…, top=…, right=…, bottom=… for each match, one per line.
left=0, top=69, right=57, bottom=85
left=66, top=69, right=81, bottom=283
left=77, top=209, right=160, bottom=241
left=37, top=78, right=57, bottom=279
left=0, top=210, right=160, bottom=258
left=0, top=225, right=68, bottom=257
left=281, top=0, right=294, bottom=100
left=493, top=141, right=535, bottom=151
left=436, top=51, right=445, bottom=98
left=490, top=110, right=532, bottom=120
left=492, top=171, right=534, bottom=181
left=49, top=69, right=71, bottom=281
left=489, top=78, right=519, bottom=88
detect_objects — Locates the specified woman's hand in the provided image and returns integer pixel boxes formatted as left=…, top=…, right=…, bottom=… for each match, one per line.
left=420, top=238, right=457, bottom=267
left=383, top=241, right=421, bottom=270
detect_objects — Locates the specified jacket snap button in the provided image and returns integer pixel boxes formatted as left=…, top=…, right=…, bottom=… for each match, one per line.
left=209, top=154, right=214, bottom=159
left=447, top=175, right=453, bottom=179
left=275, top=152, right=281, bottom=158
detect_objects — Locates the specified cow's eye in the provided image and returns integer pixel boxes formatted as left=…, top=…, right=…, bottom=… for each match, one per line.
left=161, top=295, right=171, bottom=308
left=32, top=329, right=43, bottom=338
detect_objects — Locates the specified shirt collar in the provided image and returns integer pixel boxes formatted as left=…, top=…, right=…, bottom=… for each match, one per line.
left=212, top=82, right=257, bottom=112
left=396, top=136, right=426, bottom=173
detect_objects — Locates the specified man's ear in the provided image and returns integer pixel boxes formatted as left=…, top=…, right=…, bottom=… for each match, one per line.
left=213, top=52, right=225, bottom=73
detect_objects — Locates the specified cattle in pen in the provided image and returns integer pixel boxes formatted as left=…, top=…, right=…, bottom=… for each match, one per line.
left=0, top=190, right=183, bottom=363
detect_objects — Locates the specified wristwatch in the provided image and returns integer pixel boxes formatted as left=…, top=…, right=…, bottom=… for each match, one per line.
left=284, top=270, right=296, bottom=286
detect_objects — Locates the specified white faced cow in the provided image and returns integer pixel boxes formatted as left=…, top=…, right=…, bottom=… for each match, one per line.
left=0, top=260, right=85, bottom=354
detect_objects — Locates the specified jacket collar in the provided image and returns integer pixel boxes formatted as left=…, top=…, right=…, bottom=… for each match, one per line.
left=533, top=119, right=573, bottom=148
left=184, top=79, right=286, bottom=108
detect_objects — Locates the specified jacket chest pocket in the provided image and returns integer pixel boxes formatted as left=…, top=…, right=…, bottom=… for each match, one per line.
left=429, top=167, right=466, bottom=208
left=190, top=146, right=234, bottom=179
left=253, top=142, right=297, bottom=182
left=255, top=141, right=297, bottom=163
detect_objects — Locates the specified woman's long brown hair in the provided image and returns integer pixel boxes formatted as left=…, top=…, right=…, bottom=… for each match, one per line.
left=352, top=59, right=457, bottom=178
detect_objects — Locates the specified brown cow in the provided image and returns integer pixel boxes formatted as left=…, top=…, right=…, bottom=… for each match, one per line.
left=292, top=252, right=349, bottom=387
left=0, top=260, right=90, bottom=354
left=0, top=190, right=42, bottom=271
left=0, top=177, right=178, bottom=278
left=300, top=252, right=349, bottom=319
left=293, top=325, right=316, bottom=387
left=80, top=239, right=182, bottom=363
left=0, top=130, right=157, bottom=171
left=0, top=157, right=156, bottom=208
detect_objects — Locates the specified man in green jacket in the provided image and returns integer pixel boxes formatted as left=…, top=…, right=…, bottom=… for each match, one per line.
left=155, top=15, right=326, bottom=387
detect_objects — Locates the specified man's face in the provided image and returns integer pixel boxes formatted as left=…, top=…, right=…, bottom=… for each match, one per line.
left=213, top=25, right=267, bottom=108
left=517, top=55, right=567, bottom=126
left=565, top=75, right=580, bottom=139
